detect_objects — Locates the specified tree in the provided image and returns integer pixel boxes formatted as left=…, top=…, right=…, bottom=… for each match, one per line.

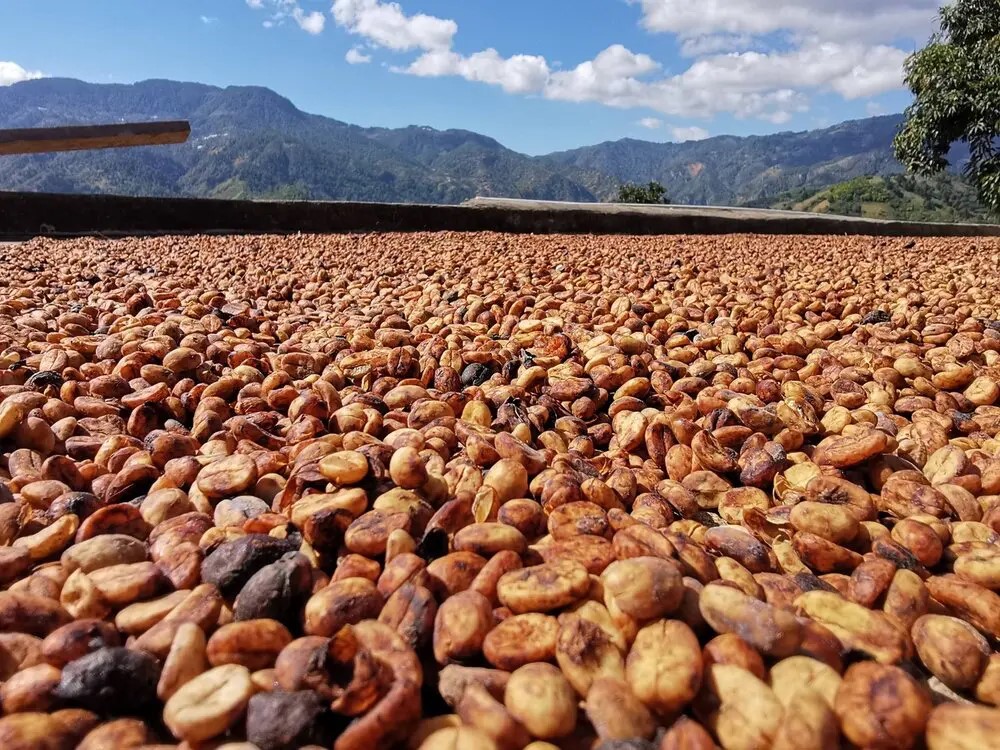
left=893, top=0, right=1000, bottom=212
left=616, top=181, right=669, bottom=204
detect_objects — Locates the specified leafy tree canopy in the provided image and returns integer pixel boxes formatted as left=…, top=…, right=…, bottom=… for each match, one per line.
left=894, top=0, right=1000, bottom=211
left=616, top=181, right=669, bottom=204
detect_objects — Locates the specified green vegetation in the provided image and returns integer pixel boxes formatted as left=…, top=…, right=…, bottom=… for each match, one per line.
left=826, top=177, right=891, bottom=205
left=894, top=0, right=1000, bottom=213
left=764, top=174, right=997, bottom=223
left=616, top=181, right=669, bottom=204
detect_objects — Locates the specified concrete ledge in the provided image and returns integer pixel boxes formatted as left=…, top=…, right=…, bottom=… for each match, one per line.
left=465, top=198, right=1000, bottom=236
left=1, top=190, right=998, bottom=240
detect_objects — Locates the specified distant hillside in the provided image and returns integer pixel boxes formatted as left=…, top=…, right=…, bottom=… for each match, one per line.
left=0, top=77, right=982, bottom=211
left=756, top=174, right=996, bottom=224
left=364, top=125, right=612, bottom=202
left=0, top=78, right=606, bottom=204
left=543, top=117, right=972, bottom=206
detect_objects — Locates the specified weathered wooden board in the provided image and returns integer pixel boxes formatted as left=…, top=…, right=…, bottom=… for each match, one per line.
left=0, top=121, right=190, bottom=155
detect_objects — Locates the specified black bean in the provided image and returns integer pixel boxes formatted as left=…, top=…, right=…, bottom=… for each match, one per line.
left=55, top=647, right=160, bottom=715
left=200, top=534, right=297, bottom=598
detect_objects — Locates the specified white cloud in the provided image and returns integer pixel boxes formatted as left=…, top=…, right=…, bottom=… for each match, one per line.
left=0, top=61, right=44, bottom=87
left=672, top=125, right=710, bottom=141
left=245, top=0, right=920, bottom=125
left=441, top=33, right=897, bottom=121
left=401, top=35, right=901, bottom=122
left=673, top=40, right=908, bottom=103
left=638, top=117, right=663, bottom=129
left=332, top=0, right=456, bottom=51
left=632, top=0, right=939, bottom=44
left=679, top=34, right=758, bottom=57
left=545, top=45, right=659, bottom=105
left=248, top=0, right=325, bottom=34
left=405, top=49, right=550, bottom=94
left=345, top=46, right=372, bottom=64
left=200, top=15, right=218, bottom=24
left=293, top=7, right=326, bottom=34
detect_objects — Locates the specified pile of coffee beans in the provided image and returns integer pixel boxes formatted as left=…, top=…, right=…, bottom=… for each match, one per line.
left=0, top=231, right=999, bottom=749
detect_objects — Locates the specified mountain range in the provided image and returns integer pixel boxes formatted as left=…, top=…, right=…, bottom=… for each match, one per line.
left=0, top=77, right=973, bottom=208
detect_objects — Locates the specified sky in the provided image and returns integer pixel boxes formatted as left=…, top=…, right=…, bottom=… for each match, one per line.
left=0, top=0, right=942, bottom=154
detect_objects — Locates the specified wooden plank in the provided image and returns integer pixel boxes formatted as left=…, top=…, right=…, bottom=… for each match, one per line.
left=0, top=121, right=190, bottom=156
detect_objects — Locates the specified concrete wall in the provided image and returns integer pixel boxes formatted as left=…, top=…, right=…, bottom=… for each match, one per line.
left=2, top=190, right=999, bottom=240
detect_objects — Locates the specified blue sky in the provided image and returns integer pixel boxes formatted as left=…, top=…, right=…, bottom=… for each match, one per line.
left=0, top=0, right=940, bottom=154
